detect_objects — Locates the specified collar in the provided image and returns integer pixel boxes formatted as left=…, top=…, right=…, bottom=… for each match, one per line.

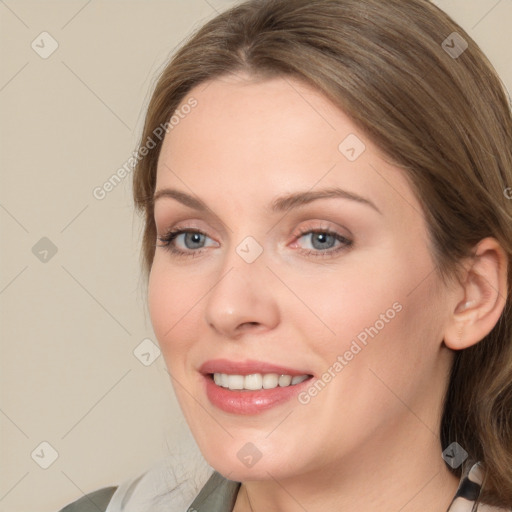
left=188, top=470, right=240, bottom=512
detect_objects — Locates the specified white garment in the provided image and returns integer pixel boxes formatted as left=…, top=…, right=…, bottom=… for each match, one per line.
left=105, top=437, right=213, bottom=512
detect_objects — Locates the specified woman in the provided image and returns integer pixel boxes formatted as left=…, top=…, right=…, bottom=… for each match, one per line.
left=58, top=0, right=512, bottom=510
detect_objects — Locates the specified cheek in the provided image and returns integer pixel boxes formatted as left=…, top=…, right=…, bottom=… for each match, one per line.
left=296, top=242, right=439, bottom=382
left=147, top=259, right=200, bottom=365
left=312, top=255, right=444, bottom=413
left=282, top=252, right=406, bottom=356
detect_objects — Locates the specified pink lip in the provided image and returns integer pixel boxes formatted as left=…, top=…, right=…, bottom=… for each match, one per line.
left=199, top=358, right=311, bottom=377
left=199, top=359, right=314, bottom=415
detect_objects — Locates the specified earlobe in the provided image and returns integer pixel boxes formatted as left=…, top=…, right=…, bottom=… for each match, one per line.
left=443, top=237, right=508, bottom=351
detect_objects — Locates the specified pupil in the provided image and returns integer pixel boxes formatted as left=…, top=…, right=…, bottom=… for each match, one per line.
left=187, top=232, right=203, bottom=249
left=313, top=233, right=333, bottom=250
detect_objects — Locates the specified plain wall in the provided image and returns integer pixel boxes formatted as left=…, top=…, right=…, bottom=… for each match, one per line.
left=0, top=1, right=510, bottom=511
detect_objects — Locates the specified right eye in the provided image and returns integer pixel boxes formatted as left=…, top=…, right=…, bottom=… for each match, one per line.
left=157, top=228, right=218, bottom=258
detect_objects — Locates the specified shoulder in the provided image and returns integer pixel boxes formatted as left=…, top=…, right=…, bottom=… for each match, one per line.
left=57, top=437, right=216, bottom=512
left=57, top=486, right=118, bottom=512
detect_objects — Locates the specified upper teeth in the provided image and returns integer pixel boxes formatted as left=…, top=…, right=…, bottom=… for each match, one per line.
left=213, top=373, right=309, bottom=391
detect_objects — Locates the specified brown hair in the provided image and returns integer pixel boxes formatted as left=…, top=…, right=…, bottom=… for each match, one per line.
left=133, top=0, right=512, bottom=506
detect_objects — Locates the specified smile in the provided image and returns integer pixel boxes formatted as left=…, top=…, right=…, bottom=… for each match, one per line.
left=199, top=359, right=314, bottom=414
left=212, top=372, right=309, bottom=391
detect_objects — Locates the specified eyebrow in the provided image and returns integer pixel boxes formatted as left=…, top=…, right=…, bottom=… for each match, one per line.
left=153, top=186, right=382, bottom=215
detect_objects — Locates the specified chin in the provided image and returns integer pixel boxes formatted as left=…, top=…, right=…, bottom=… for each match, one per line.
left=198, top=438, right=300, bottom=482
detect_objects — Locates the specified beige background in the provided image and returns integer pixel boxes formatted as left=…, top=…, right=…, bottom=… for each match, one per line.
left=0, top=1, right=510, bottom=511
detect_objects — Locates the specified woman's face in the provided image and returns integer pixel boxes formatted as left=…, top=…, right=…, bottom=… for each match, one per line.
left=148, top=74, right=455, bottom=481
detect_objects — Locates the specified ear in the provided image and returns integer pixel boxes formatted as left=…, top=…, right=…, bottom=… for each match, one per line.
left=443, top=237, right=508, bottom=350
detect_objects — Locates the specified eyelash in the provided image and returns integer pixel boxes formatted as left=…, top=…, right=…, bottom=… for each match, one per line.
left=156, top=226, right=353, bottom=259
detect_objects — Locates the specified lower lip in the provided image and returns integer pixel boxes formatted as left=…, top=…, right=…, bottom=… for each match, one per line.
left=203, top=374, right=313, bottom=415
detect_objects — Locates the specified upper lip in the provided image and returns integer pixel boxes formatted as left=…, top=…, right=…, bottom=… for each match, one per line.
left=199, top=359, right=313, bottom=377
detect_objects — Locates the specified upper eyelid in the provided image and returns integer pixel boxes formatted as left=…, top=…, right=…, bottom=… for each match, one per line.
left=156, top=220, right=349, bottom=238
left=153, top=193, right=379, bottom=238
left=154, top=215, right=227, bottom=237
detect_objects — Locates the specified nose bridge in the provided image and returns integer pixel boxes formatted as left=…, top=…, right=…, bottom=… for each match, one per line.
left=217, top=229, right=268, bottom=286
left=203, top=235, right=279, bottom=337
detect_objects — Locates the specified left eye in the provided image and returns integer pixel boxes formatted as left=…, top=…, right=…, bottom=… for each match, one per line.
left=293, top=229, right=353, bottom=257
left=298, top=231, right=340, bottom=250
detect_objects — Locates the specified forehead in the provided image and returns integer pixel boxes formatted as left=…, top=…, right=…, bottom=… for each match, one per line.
left=155, top=74, right=421, bottom=223
left=164, top=74, right=351, bottom=162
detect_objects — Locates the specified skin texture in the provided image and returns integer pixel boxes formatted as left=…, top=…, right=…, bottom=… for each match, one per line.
left=148, top=73, right=507, bottom=512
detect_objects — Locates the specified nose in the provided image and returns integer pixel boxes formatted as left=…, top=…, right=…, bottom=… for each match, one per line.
left=204, top=249, right=280, bottom=339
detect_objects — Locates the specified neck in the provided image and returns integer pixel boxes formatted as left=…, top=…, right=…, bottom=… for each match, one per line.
left=233, top=417, right=460, bottom=512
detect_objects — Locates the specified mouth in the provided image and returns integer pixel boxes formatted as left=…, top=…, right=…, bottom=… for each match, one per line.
left=211, top=372, right=310, bottom=390
left=199, top=359, right=315, bottom=415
